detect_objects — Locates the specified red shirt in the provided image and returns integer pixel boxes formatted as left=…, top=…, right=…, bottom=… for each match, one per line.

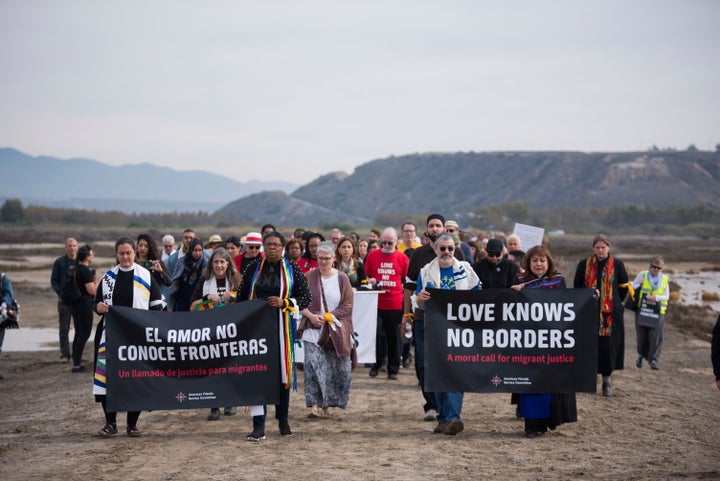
left=298, top=257, right=318, bottom=274
left=364, top=249, right=409, bottom=310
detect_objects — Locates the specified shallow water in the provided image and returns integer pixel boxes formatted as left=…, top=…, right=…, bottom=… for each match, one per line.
left=2, top=328, right=95, bottom=353
left=672, top=271, right=720, bottom=311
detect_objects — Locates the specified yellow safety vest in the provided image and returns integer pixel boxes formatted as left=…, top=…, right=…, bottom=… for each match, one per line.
left=639, top=271, right=669, bottom=314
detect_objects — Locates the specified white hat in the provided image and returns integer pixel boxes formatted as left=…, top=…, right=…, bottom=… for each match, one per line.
left=245, top=232, right=262, bottom=245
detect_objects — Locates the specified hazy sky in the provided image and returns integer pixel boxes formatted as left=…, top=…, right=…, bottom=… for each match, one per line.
left=1, top=0, right=718, bottom=184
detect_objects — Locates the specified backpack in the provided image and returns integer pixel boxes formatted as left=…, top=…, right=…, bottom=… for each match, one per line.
left=60, top=268, right=83, bottom=305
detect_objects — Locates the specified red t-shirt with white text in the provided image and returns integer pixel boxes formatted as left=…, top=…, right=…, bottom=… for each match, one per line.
left=363, top=249, right=409, bottom=310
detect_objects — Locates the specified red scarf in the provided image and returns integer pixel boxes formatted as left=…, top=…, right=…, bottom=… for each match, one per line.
left=584, top=255, right=615, bottom=336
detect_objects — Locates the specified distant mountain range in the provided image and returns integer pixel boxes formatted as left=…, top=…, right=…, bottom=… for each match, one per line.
left=0, top=148, right=298, bottom=213
left=4, top=147, right=719, bottom=226
left=221, top=150, right=720, bottom=226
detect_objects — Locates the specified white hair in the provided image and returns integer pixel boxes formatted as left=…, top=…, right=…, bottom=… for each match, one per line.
left=162, top=234, right=175, bottom=244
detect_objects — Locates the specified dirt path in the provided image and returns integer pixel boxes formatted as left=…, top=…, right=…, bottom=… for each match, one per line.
left=1, top=268, right=719, bottom=480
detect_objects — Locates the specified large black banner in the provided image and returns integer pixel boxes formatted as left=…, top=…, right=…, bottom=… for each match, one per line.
left=105, top=300, right=280, bottom=412
left=424, top=288, right=598, bottom=393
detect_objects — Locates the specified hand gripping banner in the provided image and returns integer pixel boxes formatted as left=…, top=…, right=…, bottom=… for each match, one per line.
left=105, top=300, right=280, bottom=411
left=424, top=288, right=598, bottom=393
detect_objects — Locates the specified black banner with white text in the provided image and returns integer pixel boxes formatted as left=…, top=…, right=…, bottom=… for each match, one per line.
left=424, top=288, right=598, bottom=393
left=105, top=301, right=280, bottom=412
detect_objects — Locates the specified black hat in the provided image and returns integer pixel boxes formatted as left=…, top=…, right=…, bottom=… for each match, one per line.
left=486, top=238, right=504, bottom=254
left=426, top=213, right=445, bottom=226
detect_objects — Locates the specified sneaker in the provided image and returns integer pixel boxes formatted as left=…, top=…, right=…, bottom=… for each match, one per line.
left=97, top=423, right=118, bottom=437
left=207, top=408, right=221, bottom=421
left=525, top=430, right=537, bottom=438
left=424, top=409, right=437, bottom=422
left=433, top=422, right=448, bottom=434
left=224, top=406, right=237, bottom=416
left=387, top=373, right=398, bottom=380
left=60, top=356, right=71, bottom=363
left=650, top=360, right=659, bottom=370
left=279, top=420, right=293, bottom=437
left=445, top=419, right=464, bottom=436
left=369, top=368, right=379, bottom=378
left=636, top=356, right=643, bottom=368
left=602, top=382, right=612, bottom=397
left=246, top=429, right=266, bottom=442
left=71, top=365, right=86, bottom=373
left=402, top=358, right=412, bottom=369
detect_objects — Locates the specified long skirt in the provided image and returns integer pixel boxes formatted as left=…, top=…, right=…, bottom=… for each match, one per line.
left=303, top=340, right=352, bottom=409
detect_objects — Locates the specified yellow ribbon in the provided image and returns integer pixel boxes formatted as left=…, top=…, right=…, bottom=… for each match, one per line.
left=619, top=282, right=635, bottom=301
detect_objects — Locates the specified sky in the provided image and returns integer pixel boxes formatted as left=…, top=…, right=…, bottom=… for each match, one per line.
left=1, top=0, right=718, bottom=185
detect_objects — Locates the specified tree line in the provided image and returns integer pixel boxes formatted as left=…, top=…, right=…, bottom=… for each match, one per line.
left=3, top=198, right=720, bottom=237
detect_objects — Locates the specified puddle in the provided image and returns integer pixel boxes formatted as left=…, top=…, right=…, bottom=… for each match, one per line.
left=2, top=328, right=95, bottom=352
left=672, top=271, right=720, bottom=312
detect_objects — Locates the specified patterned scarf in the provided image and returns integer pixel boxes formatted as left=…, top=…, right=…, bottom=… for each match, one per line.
left=249, top=257, right=298, bottom=390
left=584, top=255, right=615, bottom=336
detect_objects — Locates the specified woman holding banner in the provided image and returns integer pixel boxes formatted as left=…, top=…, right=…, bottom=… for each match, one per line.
left=190, top=247, right=242, bottom=420
left=93, top=236, right=163, bottom=438
left=512, top=245, right=577, bottom=438
left=236, top=231, right=311, bottom=442
left=299, top=241, right=354, bottom=419
left=573, top=234, right=629, bottom=397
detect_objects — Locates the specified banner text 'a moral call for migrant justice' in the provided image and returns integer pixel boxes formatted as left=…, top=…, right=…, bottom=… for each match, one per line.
left=424, top=288, right=598, bottom=393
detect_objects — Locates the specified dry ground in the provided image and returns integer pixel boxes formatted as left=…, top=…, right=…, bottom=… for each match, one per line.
left=0, top=246, right=719, bottom=481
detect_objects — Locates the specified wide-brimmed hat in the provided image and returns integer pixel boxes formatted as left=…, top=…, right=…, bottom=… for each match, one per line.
left=245, top=232, right=263, bottom=245
left=204, top=234, right=224, bottom=249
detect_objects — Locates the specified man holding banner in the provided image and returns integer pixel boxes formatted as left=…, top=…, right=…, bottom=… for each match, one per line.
left=415, top=233, right=481, bottom=436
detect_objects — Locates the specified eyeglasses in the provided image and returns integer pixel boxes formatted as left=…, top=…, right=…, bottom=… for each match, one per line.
left=246, top=245, right=261, bottom=250
left=650, top=265, right=663, bottom=270
left=381, top=241, right=395, bottom=246
left=438, top=245, right=455, bottom=252
left=487, top=252, right=502, bottom=258
left=445, top=228, right=457, bottom=233
left=318, top=257, right=333, bottom=262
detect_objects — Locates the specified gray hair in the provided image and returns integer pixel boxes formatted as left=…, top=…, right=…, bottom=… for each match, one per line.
left=162, top=234, right=175, bottom=244
left=317, top=240, right=336, bottom=257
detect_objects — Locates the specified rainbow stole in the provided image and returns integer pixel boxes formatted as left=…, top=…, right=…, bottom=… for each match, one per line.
left=249, top=258, right=297, bottom=390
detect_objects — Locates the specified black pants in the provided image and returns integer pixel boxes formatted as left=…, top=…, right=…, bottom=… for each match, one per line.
left=253, top=383, right=290, bottom=430
left=70, top=298, right=94, bottom=366
left=374, top=309, right=402, bottom=376
left=98, top=396, right=140, bottom=427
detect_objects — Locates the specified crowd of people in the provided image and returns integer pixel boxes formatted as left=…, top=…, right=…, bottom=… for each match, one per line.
left=0, top=216, right=705, bottom=440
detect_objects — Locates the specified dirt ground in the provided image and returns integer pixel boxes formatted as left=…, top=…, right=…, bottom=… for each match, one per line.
left=1, top=257, right=719, bottom=481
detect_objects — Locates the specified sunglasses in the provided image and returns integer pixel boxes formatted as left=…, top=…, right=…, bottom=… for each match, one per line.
left=438, top=245, right=455, bottom=252
left=487, top=252, right=502, bottom=258
left=246, top=245, right=261, bottom=250
left=650, top=265, right=663, bottom=270
left=381, top=241, right=395, bottom=246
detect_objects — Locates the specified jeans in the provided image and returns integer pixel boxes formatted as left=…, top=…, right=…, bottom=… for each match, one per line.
left=413, top=318, right=437, bottom=413
left=435, top=392, right=464, bottom=423
left=57, top=299, right=73, bottom=358
left=0, top=327, right=5, bottom=355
